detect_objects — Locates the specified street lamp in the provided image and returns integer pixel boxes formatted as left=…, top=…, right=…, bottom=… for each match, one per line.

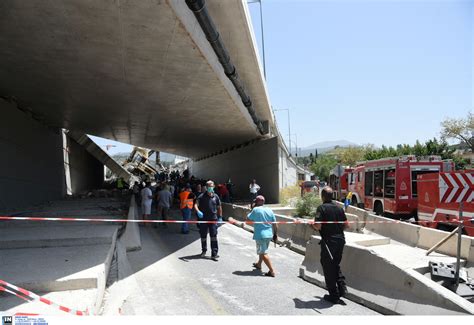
left=247, top=0, right=266, bottom=79
left=273, top=108, right=291, bottom=155
left=287, top=133, right=298, bottom=156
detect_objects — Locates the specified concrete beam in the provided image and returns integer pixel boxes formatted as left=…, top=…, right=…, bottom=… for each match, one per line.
left=68, top=132, right=134, bottom=186
left=66, top=134, right=104, bottom=194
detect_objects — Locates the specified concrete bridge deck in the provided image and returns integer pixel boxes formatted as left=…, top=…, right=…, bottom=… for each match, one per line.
left=0, top=0, right=272, bottom=158
left=0, top=0, right=302, bottom=210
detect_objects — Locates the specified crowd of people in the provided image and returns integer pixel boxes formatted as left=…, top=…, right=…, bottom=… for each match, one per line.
left=130, top=169, right=265, bottom=213
left=129, top=170, right=349, bottom=305
left=130, top=170, right=242, bottom=261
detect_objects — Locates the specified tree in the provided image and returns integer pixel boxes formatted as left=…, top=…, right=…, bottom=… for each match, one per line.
left=310, top=154, right=338, bottom=182
left=413, top=140, right=426, bottom=157
left=424, top=138, right=455, bottom=159
left=334, top=146, right=366, bottom=166
left=440, top=112, right=474, bottom=152
left=309, top=153, right=314, bottom=164
left=296, top=156, right=312, bottom=166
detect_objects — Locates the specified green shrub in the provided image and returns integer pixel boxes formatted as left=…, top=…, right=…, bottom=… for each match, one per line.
left=295, top=193, right=322, bottom=218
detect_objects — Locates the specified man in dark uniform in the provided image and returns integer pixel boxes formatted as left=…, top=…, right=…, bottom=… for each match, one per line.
left=312, top=186, right=349, bottom=305
left=195, top=180, right=222, bottom=261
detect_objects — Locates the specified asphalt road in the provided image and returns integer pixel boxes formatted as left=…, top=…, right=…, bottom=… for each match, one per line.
left=123, top=209, right=379, bottom=315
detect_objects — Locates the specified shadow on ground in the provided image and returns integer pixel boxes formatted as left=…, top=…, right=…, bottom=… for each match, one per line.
left=232, top=270, right=264, bottom=277
left=293, top=296, right=336, bottom=312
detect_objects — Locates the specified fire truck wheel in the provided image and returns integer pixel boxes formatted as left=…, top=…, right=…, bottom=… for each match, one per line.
left=436, top=223, right=454, bottom=233
left=351, top=196, right=357, bottom=207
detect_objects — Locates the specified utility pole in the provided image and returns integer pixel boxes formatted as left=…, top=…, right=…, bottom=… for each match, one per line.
left=288, top=133, right=298, bottom=157
left=454, top=202, right=464, bottom=291
left=336, top=162, right=343, bottom=201
left=288, top=109, right=291, bottom=156
left=248, top=0, right=266, bottom=79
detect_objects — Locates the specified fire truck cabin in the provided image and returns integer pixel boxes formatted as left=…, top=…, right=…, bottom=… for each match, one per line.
left=349, top=155, right=454, bottom=219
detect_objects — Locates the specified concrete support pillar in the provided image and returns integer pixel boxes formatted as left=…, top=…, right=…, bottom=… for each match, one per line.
left=190, top=137, right=280, bottom=203
left=0, top=98, right=65, bottom=210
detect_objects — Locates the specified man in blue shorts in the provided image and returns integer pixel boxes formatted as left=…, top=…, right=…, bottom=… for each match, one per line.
left=247, top=195, right=278, bottom=277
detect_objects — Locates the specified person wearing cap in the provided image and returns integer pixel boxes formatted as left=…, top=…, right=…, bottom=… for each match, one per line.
left=246, top=195, right=278, bottom=277
left=179, top=185, right=195, bottom=234
left=312, top=186, right=349, bottom=305
left=194, top=180, right=222, bottom=261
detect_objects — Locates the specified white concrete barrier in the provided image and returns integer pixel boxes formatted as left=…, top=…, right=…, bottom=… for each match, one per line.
left=101, top=240, right=155, bottom=315
left=335, top=201, right=474, bottom=263
left=222, top=203, right=248, bottom=222
left=325, top=202, right=474, bottom=260
left=469, top=237, right=474, bottom=258
left=92, top=228, right=118, bottom=315
left=368, top=217, right=420, bottom=247
left=274, top=215, right=296, bottom=242
left=417, top=227, right=472, bottom=260
left=346, top=213, right=361, bottom=233
left=270, top=207, right=296, bottom=216
left=121, top=196, right=141, bottom=252
left=300, top=234, right=474, bottom=315
left=358, top=210, right=474, bottom=262
left=222, top=203, right=360, bottom=255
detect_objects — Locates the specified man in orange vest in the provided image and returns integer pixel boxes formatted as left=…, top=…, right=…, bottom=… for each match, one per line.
left=179, top=185, right=195, bottom=234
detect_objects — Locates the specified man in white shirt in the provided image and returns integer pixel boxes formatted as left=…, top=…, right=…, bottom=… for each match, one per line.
left=249, top=179, right=261, bottom=204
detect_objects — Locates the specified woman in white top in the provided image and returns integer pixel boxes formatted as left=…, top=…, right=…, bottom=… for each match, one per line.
left=140, top=182, right=153, bottom=219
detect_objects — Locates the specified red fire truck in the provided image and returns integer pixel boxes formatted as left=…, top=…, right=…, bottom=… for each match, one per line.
left=329, top=166, right=353, bottom=201
left=417, top=171, right=474, bottom=235
left=348, top=155, right=454, bottom=219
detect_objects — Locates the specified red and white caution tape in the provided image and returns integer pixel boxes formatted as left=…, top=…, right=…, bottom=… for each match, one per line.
left=0, top=285, right=30, bottom=302
left=0, top=215, right=471, bottom=225
left=0, top=286, right=42, bottom=316
left=0, top=279, right=88, bottom=316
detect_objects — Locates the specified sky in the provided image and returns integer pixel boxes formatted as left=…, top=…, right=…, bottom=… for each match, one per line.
left=248, top=0, right=473, bottom=149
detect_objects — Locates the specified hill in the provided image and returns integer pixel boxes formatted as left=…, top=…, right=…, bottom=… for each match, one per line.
left=296, top=140, right=359, bottom=156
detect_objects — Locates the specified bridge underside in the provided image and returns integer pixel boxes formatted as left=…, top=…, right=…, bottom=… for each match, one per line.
left=0, top=0, right=273, bottom=158
left=0, top=0, right=298, bottom=209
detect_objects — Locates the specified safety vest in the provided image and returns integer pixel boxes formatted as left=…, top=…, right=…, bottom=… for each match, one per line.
left=182, top=199, right=194, bottom=210
left=179, top=191, right=194, bottom=209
